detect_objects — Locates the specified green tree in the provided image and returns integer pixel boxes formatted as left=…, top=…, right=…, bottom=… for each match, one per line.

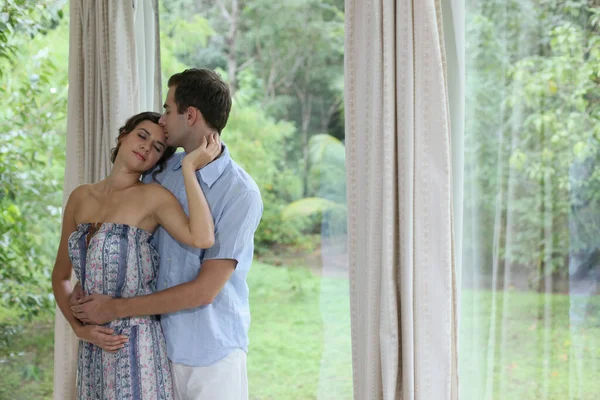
left=0, top=0, right=64, bottom=69
left=0, top=0, right=68, bottom=318
left=464, top=0, right=600, bottom=288
left=282, top=133, right=347, bottom=235
left=223, top=99, right=320, bottom=252
left=160, top=0, right=345, bottom=197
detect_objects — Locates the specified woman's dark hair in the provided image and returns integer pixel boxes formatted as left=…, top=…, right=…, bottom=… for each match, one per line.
left=110, top=111, right=176, bottom=181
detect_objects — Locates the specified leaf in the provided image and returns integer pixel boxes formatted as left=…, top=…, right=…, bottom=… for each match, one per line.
left=308, top=133, right=345, bottom=168
left=281, top=197, right=346, bottom=220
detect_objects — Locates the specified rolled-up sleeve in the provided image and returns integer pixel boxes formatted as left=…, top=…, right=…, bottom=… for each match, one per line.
left=203, top=190, right=263, bottom=262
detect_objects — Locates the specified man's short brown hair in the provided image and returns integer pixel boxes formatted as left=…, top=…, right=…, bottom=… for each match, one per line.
left=168, top=68, right=232, bottom=134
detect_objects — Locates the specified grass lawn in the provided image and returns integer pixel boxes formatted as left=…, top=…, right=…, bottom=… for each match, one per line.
left=0, top=309, right=54, bottom=400
left=247, top=262, right=353, bottom=400
left=0, top=261, right=353, bottom=400
left=2, top=265, right=599, bottom=400
left=460, top=289, right=600, bottom=400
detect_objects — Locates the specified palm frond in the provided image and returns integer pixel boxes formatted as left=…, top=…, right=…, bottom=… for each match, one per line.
left=281, top=197, right=347, bottom=220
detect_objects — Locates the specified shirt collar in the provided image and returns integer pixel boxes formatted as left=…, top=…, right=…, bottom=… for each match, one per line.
left=173, top=142, right=231, bottom=188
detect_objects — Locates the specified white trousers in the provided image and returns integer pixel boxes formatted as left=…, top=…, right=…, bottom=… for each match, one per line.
left=171, top=349, right=248, bottom=400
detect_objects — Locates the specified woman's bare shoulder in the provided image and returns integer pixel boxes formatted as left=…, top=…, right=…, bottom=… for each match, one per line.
left=68, top=184, right=94, bottom=202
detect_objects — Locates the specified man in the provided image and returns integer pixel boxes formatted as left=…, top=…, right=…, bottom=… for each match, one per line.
left=72, top=68, right=263, bottom=400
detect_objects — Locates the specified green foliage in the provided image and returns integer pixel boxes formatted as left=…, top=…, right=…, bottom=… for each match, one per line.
left=158, top=0, right=213, bottom=84
left=0, top=0, right=347, bottom=322
left=281, top=197, right=345, bottom=220
left=157, top=0, right=347, bottom=254
left=223, top=100, right=315, bottom=252
left=253, top=193, right=313, bottom=254
left=0, top=1, right=68, bottom=319
left=282, top=133, right=347, bottom=236
left=157, top=2, right=347, bottom=252
left=0, top=0, right=65, bottom=70
left=224, top=102, right=299, bottom=197
left=160, top=0, right=345, bottom=198
left=464, top=0, right=600, bottom=284
left=306, top=134, right=346, bottom=204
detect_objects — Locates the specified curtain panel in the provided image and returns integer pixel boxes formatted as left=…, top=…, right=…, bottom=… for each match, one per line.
left=53, top=1, right=161, bottom=398
left=344, top=0, right=459, bottom=398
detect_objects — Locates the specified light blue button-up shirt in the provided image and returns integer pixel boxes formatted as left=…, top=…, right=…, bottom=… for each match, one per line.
left=143, top=144, right=263, bottom=366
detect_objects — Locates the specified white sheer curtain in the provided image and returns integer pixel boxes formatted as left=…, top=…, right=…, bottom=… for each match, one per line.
left=53, top=1, right=161, bottom=398
left=344, top=0, right=459, bottom=398
left=442, top=0, right=464, bottom=298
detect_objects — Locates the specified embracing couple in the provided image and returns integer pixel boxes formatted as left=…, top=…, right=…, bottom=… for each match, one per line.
left=52, top=68, right=263, bottom=400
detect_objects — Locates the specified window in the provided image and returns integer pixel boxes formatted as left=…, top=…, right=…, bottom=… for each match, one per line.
left=461, top=2, right=600, bottom=399
left=0, top=1, right=67, bottom=397
left=160, top=1, right=352, bottom=398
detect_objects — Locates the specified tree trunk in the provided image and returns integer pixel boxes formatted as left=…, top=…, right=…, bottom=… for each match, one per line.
left=301, top=94, right=313, bottom=197
left=217, top=0, right=240, bottom=95
left=320, top=98, right=341, bottom=133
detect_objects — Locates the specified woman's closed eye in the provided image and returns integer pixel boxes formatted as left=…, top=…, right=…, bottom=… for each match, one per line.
left=138, top=133, right=162, bottom=153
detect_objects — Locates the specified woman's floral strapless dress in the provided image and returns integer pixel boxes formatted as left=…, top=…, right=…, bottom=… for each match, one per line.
left=68, top=222, right=173, bottom=400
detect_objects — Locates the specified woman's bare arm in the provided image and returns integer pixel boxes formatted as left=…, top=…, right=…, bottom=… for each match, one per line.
left=51, top=187, right=85, bottom=332
left=153, top=135, right=221, bottom=248
left=51, top=187, right=128, bottom=352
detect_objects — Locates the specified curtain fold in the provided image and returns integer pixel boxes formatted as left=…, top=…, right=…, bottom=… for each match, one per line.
left=53, top=1, right=161, bottom=398
left=345, top=0, right=458, bottom=398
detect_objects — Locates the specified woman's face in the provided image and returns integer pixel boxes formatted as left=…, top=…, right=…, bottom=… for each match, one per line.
left=119, top=120, right=167, bottom=171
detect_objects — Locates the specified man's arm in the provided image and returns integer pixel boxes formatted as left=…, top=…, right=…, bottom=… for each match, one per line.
left=119, top=258, right=235, bottom=317
left=72, top=190, right=263, bottom=325
left=72, top=259, right=235, bottom=324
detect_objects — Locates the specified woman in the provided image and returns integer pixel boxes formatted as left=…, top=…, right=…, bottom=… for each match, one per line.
left=51, top=111, right=219, bottom=399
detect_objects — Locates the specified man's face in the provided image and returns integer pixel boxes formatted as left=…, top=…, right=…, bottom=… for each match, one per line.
left=159, top=86, right=187, bottom=147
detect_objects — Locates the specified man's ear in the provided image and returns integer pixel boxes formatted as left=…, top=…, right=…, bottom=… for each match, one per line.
left=186, top=107, right=199, bottom=126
